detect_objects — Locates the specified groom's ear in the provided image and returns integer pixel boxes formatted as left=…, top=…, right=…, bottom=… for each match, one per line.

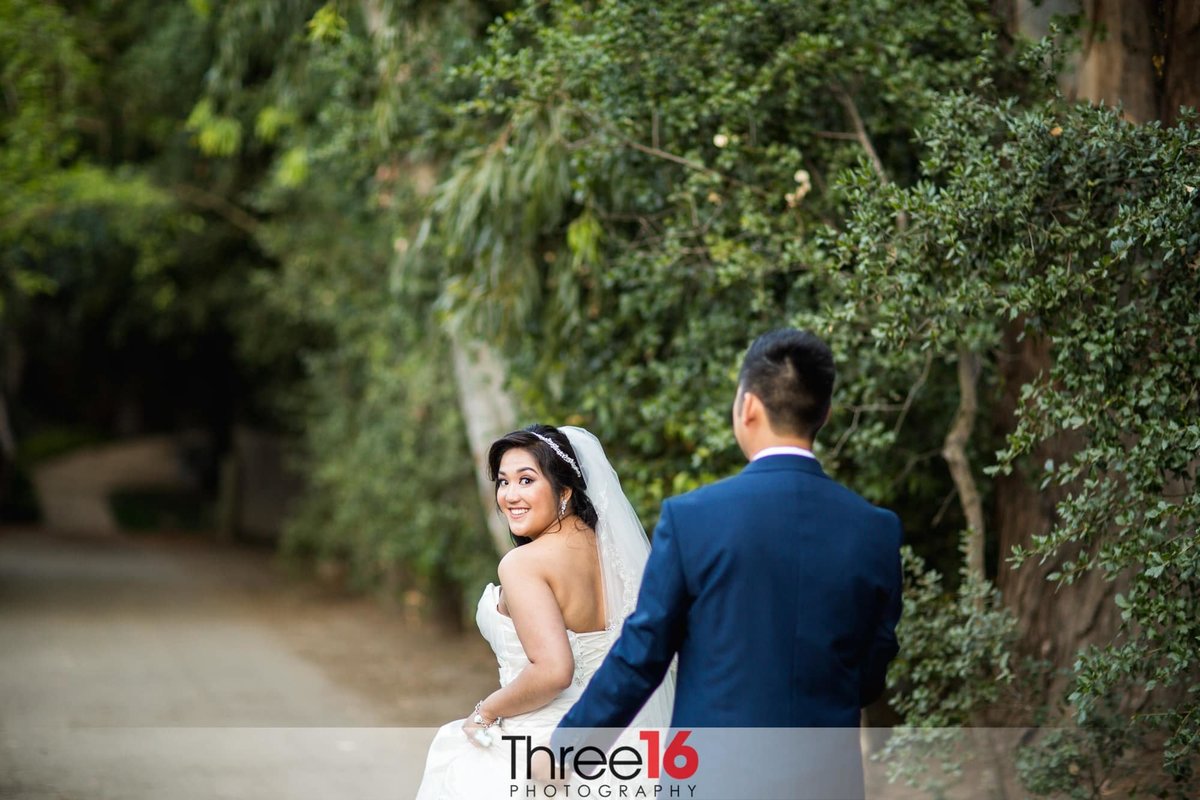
left=739, top=390, right=764, bottom=427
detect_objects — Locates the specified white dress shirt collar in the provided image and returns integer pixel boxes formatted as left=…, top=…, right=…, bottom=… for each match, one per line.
left=751, top=445, right=816, bottom=461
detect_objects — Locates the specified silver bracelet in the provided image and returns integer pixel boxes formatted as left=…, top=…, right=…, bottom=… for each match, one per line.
left=472, top=700, right=502, bottom=729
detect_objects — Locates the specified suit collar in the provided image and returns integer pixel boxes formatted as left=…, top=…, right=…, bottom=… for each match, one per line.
left=741, top=453, right=829, bottom=479
left=752, top=445, right=815, bottom=461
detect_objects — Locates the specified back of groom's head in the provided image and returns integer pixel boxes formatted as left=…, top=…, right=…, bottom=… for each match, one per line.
left=738, top=329, right=835, bottom=440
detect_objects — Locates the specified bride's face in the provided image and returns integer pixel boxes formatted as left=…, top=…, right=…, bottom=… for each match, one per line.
left=496, top=447, right=561, bottom=539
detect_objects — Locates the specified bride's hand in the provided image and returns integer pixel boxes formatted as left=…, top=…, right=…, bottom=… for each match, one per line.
left=462, top=708, right=499, bottom=748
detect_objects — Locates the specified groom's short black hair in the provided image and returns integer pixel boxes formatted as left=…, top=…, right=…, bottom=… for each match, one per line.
left=738, top=329, right=835, bottom=439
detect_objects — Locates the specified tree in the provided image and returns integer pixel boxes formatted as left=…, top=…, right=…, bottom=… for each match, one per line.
left=13, top=3, right=1195, bottom=786
left=0, top=0, right=261, bottom=503
left=180, top=0, right=514, bottom=621
left=417, top=0, right=1011, bottom=548
left=424, top=0, right=1198, bottom=788
left=837, top=59, right=1199, bottom=779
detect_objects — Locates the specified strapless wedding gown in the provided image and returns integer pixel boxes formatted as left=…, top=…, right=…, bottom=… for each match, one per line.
left=414, top=583, right=616, bottom=799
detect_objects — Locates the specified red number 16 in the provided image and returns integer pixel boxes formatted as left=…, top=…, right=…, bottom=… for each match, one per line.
left=638, top=730, right=699, bottom=779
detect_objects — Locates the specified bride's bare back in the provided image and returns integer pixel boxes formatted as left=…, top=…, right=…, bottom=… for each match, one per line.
left=497, top=522, right=605, bottom=634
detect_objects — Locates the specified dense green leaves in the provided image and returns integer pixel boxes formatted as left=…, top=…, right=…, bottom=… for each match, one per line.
left=180, top=0, right=508, bottom=608
left=837, top=83, right=1200, bottom=771
left=6, top=0, right=1198, bottom=788
left=422, top=0, right=1199, bottom=786
left=417, top=0, right=1010, bottom=539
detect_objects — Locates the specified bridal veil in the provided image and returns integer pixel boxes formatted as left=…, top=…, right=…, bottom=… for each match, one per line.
left=561, top=426, right=676, bottom=728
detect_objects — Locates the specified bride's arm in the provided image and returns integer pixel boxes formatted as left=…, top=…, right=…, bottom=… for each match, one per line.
left=472, top=546, right=575, bottom=725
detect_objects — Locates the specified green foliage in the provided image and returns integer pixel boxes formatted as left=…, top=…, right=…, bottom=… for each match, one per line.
left=877, top=543, right=1017, bottom=794
left=0, top=0, right=94, bottom=180
left=186, top=98, right=243, bottom=157
left=183, top=0, right=507, bottom=610
left=835, top=58, right=1200, bottom=774
left=1016, top=699, right=1151, bottom=800
left=1, top=0, right=301, bottom=428
left=1017, top=727, right=1102, bottom=800
left=415, top=0, right=1012, bottom=542
left=15, top=426, right=108, bottom=467
left=887, top=545, right=1017, bottom=727
left=281, top=312, right=495, bottom=593
left=6, top=2, right=1198, bottom=787
left=420, top=0, right=1198, bottom=786
left=1, top=0, right=96, bottom=317
left=306, top=3, right=348, bottom=43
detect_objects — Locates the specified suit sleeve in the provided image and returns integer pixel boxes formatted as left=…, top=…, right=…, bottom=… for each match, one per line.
left=555, top=501, right=690, bottom=734
left=860, top=512, right=903, bottom=707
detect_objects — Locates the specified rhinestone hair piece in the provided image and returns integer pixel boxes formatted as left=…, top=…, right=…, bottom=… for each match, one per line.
left=530, top=431, right=582, bottom=478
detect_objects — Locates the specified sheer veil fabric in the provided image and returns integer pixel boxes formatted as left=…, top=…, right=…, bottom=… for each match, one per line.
left=561, top=426, right=676, bottom=728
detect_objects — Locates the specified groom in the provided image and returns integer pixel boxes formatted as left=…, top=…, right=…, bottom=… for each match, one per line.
left=554, top=329, right=903, bottom=798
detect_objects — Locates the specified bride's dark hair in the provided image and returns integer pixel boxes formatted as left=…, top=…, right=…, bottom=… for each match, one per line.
left=487, top=424, right=599, bottom=546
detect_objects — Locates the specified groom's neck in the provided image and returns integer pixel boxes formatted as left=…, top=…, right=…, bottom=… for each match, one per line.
left=743, top=433, right=815, bottom=461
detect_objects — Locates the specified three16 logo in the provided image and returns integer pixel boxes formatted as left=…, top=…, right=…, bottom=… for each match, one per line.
left=505, top=730, right=699, bottom=782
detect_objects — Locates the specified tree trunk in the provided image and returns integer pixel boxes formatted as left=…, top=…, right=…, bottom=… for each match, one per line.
left=1159, top=1, right=1200, bottom=122
left=0, top=389, right=14, bottom=508
left=0, top=389, right=14, bottom=462
left=1016, top=0, right=1200, bottom=123
left=0, top=337, right=24, bottom=506
left=1074, top=0, right=1159, bottom=121
left=994, top=0, right=1198, bottom=703
left=943, top=347, right=986, bottom=586
left=991, top=325, right=1125, bottom=708
left=450, top=335, right=518, bottom=556
left=359, top=0, right=518, bottom=556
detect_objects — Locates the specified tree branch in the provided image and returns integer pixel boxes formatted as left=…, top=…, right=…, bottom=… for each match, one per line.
left=832, top=84, right=889, bottom=186
left=621, top=136, right=750, bottom=186
left=581, top=111, right=766, bottom=195
left=893, top=351, right=933, bottom=436
left=832, top=84, right=908, bottom=230
left=813, top=130, right=861, bottom=141
left=943, top=346, right=987, bottom=586
left=171, top=184, right=260, bottom=236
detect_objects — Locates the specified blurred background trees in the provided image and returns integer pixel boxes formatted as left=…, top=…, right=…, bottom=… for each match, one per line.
left=2, top=0, right=1197, bottom=794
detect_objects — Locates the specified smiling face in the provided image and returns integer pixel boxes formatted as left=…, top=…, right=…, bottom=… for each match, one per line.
left=496, top=447, right=565, bottom=540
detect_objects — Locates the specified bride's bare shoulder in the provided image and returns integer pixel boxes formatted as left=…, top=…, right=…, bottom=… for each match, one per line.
left=497, top=540, right=555, bottom=580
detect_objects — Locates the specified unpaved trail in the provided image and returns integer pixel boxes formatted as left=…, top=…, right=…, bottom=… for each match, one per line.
left=0, top=527, right=499, bottom=799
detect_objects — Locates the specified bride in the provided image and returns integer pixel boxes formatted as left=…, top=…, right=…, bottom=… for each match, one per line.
left=415, top=424, right=673, bottom=798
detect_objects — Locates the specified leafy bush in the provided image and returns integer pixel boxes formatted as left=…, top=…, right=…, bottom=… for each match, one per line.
left=834, top=54, right=1200, bottom=778
left=877, top=543, right=1017, bottom=794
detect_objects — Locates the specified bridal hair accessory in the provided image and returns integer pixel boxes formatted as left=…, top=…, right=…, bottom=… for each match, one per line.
left=530, top=431, right=582, bottom=478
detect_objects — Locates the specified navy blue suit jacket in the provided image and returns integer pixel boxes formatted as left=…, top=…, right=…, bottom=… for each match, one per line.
left=558, top=454, right=902, bottom=731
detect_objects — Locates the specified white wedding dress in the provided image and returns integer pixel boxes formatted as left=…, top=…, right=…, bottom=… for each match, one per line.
left=414, top=427, right=674, bottom=800
left=414, top=583, right=617, bottom=799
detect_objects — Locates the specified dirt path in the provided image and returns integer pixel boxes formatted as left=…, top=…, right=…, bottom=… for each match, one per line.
left=0, top=527, right=1005, bottom=800
left=0, top=527, right=498, bottom=799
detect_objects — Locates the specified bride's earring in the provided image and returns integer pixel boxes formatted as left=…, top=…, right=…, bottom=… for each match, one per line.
left=558, top=498, right=567, bottom=519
